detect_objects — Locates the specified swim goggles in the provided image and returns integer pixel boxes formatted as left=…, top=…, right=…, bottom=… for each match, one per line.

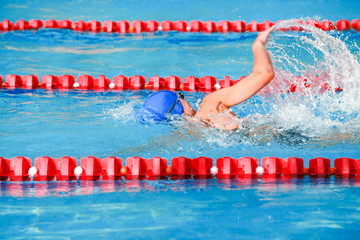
left=165, top=92, right=185, bottom=119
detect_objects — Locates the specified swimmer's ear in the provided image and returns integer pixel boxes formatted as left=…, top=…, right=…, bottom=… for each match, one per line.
left=180, top=99, right=196, bottom=116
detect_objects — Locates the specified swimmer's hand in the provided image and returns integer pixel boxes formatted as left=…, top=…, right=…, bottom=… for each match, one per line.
left=255, top=25, right=276, bottom=45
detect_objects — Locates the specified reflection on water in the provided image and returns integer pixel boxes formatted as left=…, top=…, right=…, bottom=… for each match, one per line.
left=1, top=177, right=360, bottom=198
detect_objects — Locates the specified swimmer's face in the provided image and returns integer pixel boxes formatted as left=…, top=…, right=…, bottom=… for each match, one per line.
left=180, top=98, right=196, bottom=116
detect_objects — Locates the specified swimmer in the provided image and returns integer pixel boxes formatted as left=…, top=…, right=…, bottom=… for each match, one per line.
left=138, top=25, right=276, bottom=131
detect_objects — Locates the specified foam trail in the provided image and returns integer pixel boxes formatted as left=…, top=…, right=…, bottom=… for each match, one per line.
left=103, top=100, right=141, bottom=124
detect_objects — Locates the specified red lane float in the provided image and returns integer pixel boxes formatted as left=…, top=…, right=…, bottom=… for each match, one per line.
left=336, top=19, right=351, bottom=31
left=202, top=21, right=217, bottom=33
left=73, top=20, right=87, bottom=31
left=161, top=20, right=174, bottom=31
left=125, top=156, right=147, bottom=179
left=0, top=19, right=14, bottom=31
left=101, top=156, right=122, bottom=180
left=58, top=20, right=72, bottom=29
left=132, top=21, right=146, bottom=33
left=103, top=21, right=118, bottom=33
left=257, top=20, right=275, bottom=31
left=78, top=75, right=94, bottom=90
left=148, top=75, right=165, bottom=90
left=22, top=75, right=39, bottom=89
left=94, top=75, right=110, bottom=89
left=232, top=21, right=246, bottom=32
left=15, top=20, right=29, bottom=30
left=216, top=157, right=237, bottom=179
left=112, top=75, right=130, bottom=90
left=0, top=157, right=10, bottom=181
left=309, top=157, right=331, bottom=177
left=58, top=75, right=75, bottom=89
left=56, top=156, right=77, bottom=181
left=352, top=19, right=360, bottom=31
left=171, top=157, right=192, bottom=179
left=247, top=20, right=258, bottom=32
left=34, top=157, right=57, bottom=181
left=200, top=76, right=216, bottom=92
left=145, top=20, right=159, bottom=32
left=41, top=75, right=58, bottom=89
left=4, top=75, right=22, bottom=88
left=189, top=20, right=202, bottom=32
left=188, top=20, right=218, bottom=33
left=334, top=157, right=357, bottom=177
left=174, top=21, right=187, bottom=32
left=160, top=20, right=188, bottom=32
left=305, top=19, right=335, bottom=31
left=44, top=19, right=58, bottom=28
left=192, top=156, right=213, bottom=179
left=88, top=20, right=101, bottom=32
left=219, top=76, right=236, bottom=88
left=165, top=76, right=181, bottom=91
left=356, top=159, right=360, bottom=175
left=218, top=20, right=247, bottom=33
left=9, top=157, right=31, bottom=181
left=261, top=157, right=283, bottom=178
left=146, top=157, right=168, bottom=179
left=218, top=21, right=232, bottom=33
left=282, top=157, right=304, bottom=177
left=29, top=20, right=43, bottom=29
left=4, top=75, right=39, bottom=89
left=79, top=156, right=102, bottom=180
left=130, top=75, right=146, bottom=90
left=183, top=76, right=201, bottom=92
left=319, top=20, right=335, bottom=31
left=117, top=21, right=130, bottom=33
left=237, top=157, right=258, bottom=177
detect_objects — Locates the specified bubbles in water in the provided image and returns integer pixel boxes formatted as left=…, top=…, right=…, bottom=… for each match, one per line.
left=103, top=100, right=141, bottom=124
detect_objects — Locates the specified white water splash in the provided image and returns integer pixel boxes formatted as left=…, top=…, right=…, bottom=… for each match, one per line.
left=103, top=100, right=141, bottom=124
left=199, top=20, right=360, bottom=147
left=250, top=19, right=360, bottom=144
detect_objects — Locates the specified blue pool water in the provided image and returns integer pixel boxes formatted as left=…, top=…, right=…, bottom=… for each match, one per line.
left=1, top=0, right=360, bottom=239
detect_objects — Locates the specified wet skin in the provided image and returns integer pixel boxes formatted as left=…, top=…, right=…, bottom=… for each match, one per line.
left=181, top=25, right=276, bottom=131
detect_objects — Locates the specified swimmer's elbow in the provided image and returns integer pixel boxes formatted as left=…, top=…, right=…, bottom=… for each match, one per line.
left=184, top=108, right=196, bottom=117
left=266, top=70, right=275, bottom=83
left=254, top=70, right=274, bottom=85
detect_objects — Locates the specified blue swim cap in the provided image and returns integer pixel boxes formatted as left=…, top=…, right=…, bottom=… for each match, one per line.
left=137, top=90, right=184, bottom=122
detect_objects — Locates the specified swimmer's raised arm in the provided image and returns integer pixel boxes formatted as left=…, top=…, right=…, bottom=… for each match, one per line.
left=219, top=25, right=276, bottom=107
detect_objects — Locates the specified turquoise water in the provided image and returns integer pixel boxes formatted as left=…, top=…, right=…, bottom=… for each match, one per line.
left=1, top=0, right=360, bottom=239
left=2, top=179, right=360, bottom=239
left=1, top=0, right=360, bottom=22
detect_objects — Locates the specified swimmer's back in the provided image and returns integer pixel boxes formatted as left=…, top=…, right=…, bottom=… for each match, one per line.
left=195, top=89, right=240, bottom=131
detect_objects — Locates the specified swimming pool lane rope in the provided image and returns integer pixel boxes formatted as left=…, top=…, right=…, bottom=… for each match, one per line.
left=1, top=19, right=360, bottom=33
left=0, top=156, right=359, bottom=181
left=0, top=74, right=343, bottom=93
